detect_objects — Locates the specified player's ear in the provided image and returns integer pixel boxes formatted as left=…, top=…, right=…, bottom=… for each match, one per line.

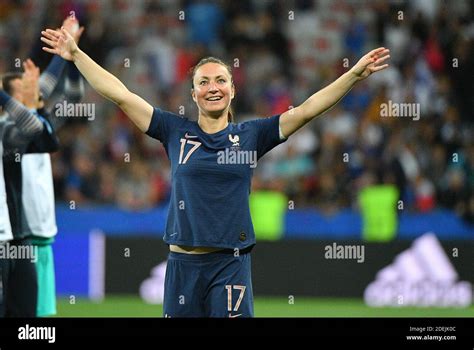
left=231, top=84, right=235, bottom=100
left=191, top=88, right=196, bottom=103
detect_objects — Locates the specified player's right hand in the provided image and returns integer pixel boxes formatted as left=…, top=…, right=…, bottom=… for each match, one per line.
left=41, top=27, right=78, bottom=61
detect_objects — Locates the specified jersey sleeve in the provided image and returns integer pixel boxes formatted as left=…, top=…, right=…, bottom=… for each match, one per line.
left=2, top=123, right=30, bottom=159
left=25, top=111, right=60, bottom=154
left=247, top=114, right=287, bottom=159
left=145, top=107, right=186, bottom=145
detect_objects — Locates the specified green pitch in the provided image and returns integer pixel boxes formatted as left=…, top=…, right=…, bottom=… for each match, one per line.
left=56, top=296, right=474, bottom=317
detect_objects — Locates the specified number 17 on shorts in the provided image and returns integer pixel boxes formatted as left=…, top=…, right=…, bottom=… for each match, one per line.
left=225, top=285, right=251, bottom=318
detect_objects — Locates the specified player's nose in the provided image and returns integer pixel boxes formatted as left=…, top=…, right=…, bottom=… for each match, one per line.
left=208, top=82, right=219, bottom=92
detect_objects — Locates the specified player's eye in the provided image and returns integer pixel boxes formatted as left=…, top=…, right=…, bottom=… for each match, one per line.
left=199, top=81, right=208, bottom=86
left=218, top=79, right=226, bottom=83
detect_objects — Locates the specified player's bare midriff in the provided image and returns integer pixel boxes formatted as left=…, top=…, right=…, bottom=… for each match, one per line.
left=169, top=244, right=223, bottom=254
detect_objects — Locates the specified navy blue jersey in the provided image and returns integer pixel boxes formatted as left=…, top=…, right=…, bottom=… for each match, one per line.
left=146, top=108, right=286, bottom=249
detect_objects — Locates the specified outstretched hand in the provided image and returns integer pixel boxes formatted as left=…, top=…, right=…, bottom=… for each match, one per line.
left=350, top=47, right=390, bottom=81
left=22, top=59, right=40, bottom=108
left=41, top=27, right=78, bottom=61
left=62, top=16, right=85, bottom=44
left=23, top=58, right=40, bottom=82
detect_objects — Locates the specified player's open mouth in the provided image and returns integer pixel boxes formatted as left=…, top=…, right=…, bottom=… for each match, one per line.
left=206, top=96, right=223, bottom=101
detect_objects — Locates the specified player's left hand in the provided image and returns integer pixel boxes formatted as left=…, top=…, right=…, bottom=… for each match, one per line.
left=350, top=47, right=390, bottom=81
left=41, top=27, right=78, bottom=61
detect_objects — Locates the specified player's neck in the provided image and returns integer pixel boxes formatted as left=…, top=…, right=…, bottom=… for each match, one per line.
left=198, top=114, right=229, bottom=134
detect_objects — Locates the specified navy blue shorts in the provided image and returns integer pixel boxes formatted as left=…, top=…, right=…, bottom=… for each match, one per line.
left=163, top=249, right=254, bottom=318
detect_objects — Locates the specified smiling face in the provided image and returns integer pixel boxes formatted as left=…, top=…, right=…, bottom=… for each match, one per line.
left=191, top=62, right=235, bottom=119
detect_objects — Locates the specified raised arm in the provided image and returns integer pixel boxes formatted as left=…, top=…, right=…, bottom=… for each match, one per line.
left=0, top=89, right=44, bottom=153
left=38, top=55, right=67, bottom=101
left=63, top=63, right=85, bottom=103
left=23, top=60, right=60, bottom=153
left=39, top=17, right=84, bottom=100
left=55, top=17, right=85, bottom=104
left=1, top=61, right=46, bottom=155
left=41, top=27, right=153, bottom=132
left=280, top=47, right=390, bottom=137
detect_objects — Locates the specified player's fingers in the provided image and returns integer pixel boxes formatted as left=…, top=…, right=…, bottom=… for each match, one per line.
left=371, top=64, right=389, bottom=72
left=26, top=59, right=36, bottom=70
left=42, top=47, right=58, bottom=54
left=45, top=29, right=61, bottom=38
left=375, top=49, right=390, bottom=58
left=369, top=48, right=389, bottom=61
left=371, top=47, right=386, bottom=55
left=23, top=61, right=33, bottom=74
left=40, top=36, right=57, bottom=48
left=374, top=54, right=390, bottom=66
left=41, top=30, right=58, bottom=41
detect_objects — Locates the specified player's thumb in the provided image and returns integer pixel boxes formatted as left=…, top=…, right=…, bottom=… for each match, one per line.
left=77, top=26, right=85, bottom=40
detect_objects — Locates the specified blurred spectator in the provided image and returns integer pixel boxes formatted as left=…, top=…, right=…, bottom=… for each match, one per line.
left=414, top=175, right=436, bottom=212
left=66, top=153, right=100, bottom=204
left=185, top=0, right=224, bottom=49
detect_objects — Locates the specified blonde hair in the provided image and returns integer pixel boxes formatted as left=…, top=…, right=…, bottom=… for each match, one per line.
left=191, top=57, right=234, bottom=123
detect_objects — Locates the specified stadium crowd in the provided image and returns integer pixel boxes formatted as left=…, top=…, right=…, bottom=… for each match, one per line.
left=1, top=0, right=473, bottom=223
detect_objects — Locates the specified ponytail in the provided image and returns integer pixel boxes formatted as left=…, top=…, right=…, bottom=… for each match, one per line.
left=228, top=107, right=234, bottom=123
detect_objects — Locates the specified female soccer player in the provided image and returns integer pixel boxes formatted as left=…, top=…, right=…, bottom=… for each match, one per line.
left=41, top=27, right=389, bottom=317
